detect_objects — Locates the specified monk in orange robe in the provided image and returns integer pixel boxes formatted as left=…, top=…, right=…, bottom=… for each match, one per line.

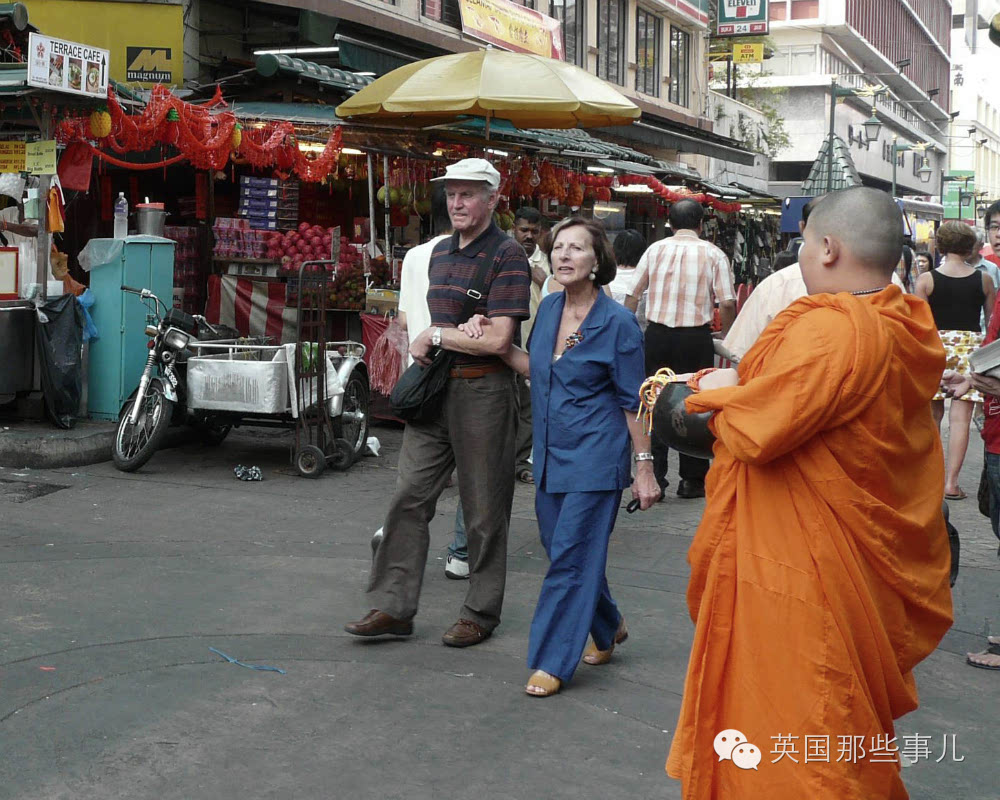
left=665, top=187, right=953, bottom=799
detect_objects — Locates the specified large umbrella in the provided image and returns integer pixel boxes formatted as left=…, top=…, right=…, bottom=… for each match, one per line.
left=335, top=48, right=641, bottom=133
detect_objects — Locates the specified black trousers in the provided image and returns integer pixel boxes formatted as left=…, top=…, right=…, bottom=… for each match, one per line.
left=644, top=322, right=715, bottom=486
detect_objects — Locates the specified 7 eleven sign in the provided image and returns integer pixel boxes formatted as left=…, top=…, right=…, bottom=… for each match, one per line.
left=717, top=0, right=769, bottom=35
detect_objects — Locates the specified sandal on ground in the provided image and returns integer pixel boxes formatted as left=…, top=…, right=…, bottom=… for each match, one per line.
left=517, top=468, right=535, bottom=484
left=966, top=650, right=1000, bottom=670
left=944, top=489, right=967, bottom=500
left=582, top=617, right=629, bottom=666
left=525, top=670, right=562, bottom=697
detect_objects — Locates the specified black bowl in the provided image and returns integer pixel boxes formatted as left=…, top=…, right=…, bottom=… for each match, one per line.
left=651, top=382, right=716, bottom=460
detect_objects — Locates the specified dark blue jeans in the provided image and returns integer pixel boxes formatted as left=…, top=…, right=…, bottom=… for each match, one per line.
left=986, top=451, right=1000, bottom=550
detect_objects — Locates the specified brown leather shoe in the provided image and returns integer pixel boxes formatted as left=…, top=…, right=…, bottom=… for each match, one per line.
left=441, top=618, right=492, bottom=648
left=344, top=609, right=413, bottom=637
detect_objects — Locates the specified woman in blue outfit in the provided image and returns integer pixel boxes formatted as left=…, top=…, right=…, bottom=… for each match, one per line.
left=461, top=217, right=660, bottom=697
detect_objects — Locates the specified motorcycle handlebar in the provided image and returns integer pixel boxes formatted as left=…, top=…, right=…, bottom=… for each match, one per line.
left=120, top=285, right=143, bottom=294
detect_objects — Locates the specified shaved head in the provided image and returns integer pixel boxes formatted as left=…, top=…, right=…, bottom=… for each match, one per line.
left=804, top=187, right=903, bottom=278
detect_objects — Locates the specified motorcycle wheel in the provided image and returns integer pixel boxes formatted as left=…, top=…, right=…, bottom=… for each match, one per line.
left=338, top=369, right=370, bottom=461
left=112, top=379, right=174, bottom=472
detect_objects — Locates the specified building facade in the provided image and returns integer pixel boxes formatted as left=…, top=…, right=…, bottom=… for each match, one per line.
left=181, top=0, right=756, bottom=169
left=750, top=0, right=952, bottom=199
left=948, top=0, right=1000, bottom=210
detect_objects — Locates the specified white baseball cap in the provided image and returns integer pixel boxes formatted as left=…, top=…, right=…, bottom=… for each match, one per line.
left=431, top=158, right=501, bottom=190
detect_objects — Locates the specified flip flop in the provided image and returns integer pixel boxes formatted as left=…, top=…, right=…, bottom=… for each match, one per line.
left=944, top=489, right=967, bottom=500
left=966, top=650, right=1000, bottom=670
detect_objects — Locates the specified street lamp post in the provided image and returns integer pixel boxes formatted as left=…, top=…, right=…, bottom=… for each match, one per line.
left=826, top=79, right=886, bottom=193
left=890, top=135, right=933, bottom=198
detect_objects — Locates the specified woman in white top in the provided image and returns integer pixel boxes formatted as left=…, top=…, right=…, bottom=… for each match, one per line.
left=606, top=229, right=647, bottom=329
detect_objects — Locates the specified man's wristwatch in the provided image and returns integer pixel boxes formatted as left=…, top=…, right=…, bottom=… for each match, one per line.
left=633, top=452, right=654, bottom=462
left=431, top=327, right=442, bottom=347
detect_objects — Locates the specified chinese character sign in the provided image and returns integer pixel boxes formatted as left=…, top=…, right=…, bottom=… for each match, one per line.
left=458, top=0, right=565, bottom=60
left=717, top=0, right=769, bottom=36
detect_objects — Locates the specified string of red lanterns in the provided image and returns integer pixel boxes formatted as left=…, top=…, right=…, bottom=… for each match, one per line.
left=55, top=86, right=344, bottom=181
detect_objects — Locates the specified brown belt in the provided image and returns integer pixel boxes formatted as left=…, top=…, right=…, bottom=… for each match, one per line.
left=449, top=363, right=507, bottom=379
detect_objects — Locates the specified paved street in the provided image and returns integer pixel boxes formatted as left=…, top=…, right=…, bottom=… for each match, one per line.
left=1, top=422, right=997, bottom=799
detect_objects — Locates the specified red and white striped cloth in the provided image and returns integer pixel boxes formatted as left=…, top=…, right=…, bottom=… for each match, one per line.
left=205, top=275, right=297, bottom=343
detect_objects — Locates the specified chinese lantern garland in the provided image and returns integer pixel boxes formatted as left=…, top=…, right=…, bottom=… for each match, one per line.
left=56, top=85, right=344, bottom=181
left=502, top=156, right=739, bottom=213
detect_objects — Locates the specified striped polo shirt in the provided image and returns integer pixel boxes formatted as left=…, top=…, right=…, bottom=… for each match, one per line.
left=427, top=223, right=531, bottom=366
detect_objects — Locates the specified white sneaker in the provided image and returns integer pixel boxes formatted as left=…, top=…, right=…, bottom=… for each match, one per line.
left=445, top=554, right=470, bottom=580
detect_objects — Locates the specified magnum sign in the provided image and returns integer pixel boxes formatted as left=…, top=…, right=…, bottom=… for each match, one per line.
left=717, top=0, right=768, bottom=36
left=127, top=47, right=172, bottom=82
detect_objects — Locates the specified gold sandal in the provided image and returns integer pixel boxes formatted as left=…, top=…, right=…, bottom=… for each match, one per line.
left=525, top=670, right=562, bottom=697
left=582, top=617, right=629, bottom=666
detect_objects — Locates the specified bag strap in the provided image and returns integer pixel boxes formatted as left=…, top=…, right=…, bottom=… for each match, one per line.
left=457, top=231, right=506, bottom=324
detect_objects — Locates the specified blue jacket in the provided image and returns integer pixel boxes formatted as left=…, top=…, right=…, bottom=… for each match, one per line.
left=529, top=291, right=646, bottom=493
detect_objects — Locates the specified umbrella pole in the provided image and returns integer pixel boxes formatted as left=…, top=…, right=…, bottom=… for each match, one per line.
left=366, top=153, right=377, bottom=280
left=383, top=154, right=392, bottom=264
left=485, top=112, right=491, bottom=141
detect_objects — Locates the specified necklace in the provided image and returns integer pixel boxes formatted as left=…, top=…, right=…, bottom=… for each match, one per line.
left=850, top=286, right=886, bottom=296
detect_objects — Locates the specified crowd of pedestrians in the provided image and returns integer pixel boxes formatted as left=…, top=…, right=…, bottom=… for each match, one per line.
left=344, top=156, right=999, bottom=798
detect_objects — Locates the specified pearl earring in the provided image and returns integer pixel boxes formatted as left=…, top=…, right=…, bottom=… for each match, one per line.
left=589, top=270, right=596, bottom=281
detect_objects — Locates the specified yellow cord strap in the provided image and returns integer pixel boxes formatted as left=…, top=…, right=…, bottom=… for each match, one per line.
left=637, top=368, right=678, bottom=435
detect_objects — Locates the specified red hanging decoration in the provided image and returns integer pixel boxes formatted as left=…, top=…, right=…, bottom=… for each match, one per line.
left=55, top=85, right=344, bottom=182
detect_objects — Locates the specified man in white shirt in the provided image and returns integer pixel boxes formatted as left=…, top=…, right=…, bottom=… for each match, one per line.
left=512, top=207, right=549, bottom=483
left=627, top=200, right=736, bottom=499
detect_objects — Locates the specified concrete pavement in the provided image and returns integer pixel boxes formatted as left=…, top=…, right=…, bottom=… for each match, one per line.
left=0, top=423, right=997, bottom=799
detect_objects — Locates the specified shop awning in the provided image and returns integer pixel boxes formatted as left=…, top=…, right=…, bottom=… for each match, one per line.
left=232, top=101, right=340, bottom=125
left=601, top=120, right=756, bottom=166
left=336, top=35, right=417, bottom=76
left=696, top=179, right=750, bottom=199
left=801, top=135, right=861, bottom=194
left=255, top=54, right=374, bottom=94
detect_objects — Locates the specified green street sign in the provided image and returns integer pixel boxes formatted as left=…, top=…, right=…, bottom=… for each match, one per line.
left=717, top=0, right=768, bottom=36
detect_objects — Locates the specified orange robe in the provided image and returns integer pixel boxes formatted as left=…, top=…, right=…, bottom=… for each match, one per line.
left=665, top=287, right=953, bottom=799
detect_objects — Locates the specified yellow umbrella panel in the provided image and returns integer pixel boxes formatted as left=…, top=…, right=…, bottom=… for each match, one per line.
left=336, top=48, right=641, bottom=130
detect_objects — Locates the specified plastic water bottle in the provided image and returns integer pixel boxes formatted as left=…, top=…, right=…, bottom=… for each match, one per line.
left=113, top=192, right=128, bottom=238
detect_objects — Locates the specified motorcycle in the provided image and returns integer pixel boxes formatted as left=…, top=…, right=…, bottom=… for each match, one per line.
left=112, top=284, right=371, bottom=476
left=112, top=285, right=240, bottom=472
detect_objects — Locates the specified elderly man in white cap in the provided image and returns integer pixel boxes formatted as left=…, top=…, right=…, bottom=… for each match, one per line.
left=346, top=158, right=532, bottom=647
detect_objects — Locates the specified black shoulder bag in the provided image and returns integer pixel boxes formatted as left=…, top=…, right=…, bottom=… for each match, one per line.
left=390, top=235, right=503, bottom=422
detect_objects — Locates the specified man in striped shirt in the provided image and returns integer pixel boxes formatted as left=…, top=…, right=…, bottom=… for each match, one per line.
left=627, top=199, right=736, bottom=498
left=346, top=159, right=531, bottom=647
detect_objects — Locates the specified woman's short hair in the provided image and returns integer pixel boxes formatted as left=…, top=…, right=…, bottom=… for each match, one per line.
left=543, top=216, right=617, bottom=286
left=612, top=229, right=646, bottom=268
left=936, top=221, right=978, bottom=257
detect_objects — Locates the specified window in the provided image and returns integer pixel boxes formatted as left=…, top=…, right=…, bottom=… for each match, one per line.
left=636, top=9, right=662, bottom=96
left=423, top=0, right=461, bottom=27
left=668, top=27, right=690, bottom=107
left=597, top=0, right=627, bottom=85
left=550, top=0, right=586, bottom=66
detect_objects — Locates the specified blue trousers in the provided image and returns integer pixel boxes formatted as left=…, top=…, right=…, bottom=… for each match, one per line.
left=527, top=488, right=623, bottom=683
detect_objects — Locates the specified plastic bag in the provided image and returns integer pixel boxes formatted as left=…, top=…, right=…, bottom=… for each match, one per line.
left=76, top=289, right=99, bottom=341
left=78, top=238, right=123, bottom=272
left=369, top=318, right=409, bottom=395
left=34, top=293, right=84, bottom=429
